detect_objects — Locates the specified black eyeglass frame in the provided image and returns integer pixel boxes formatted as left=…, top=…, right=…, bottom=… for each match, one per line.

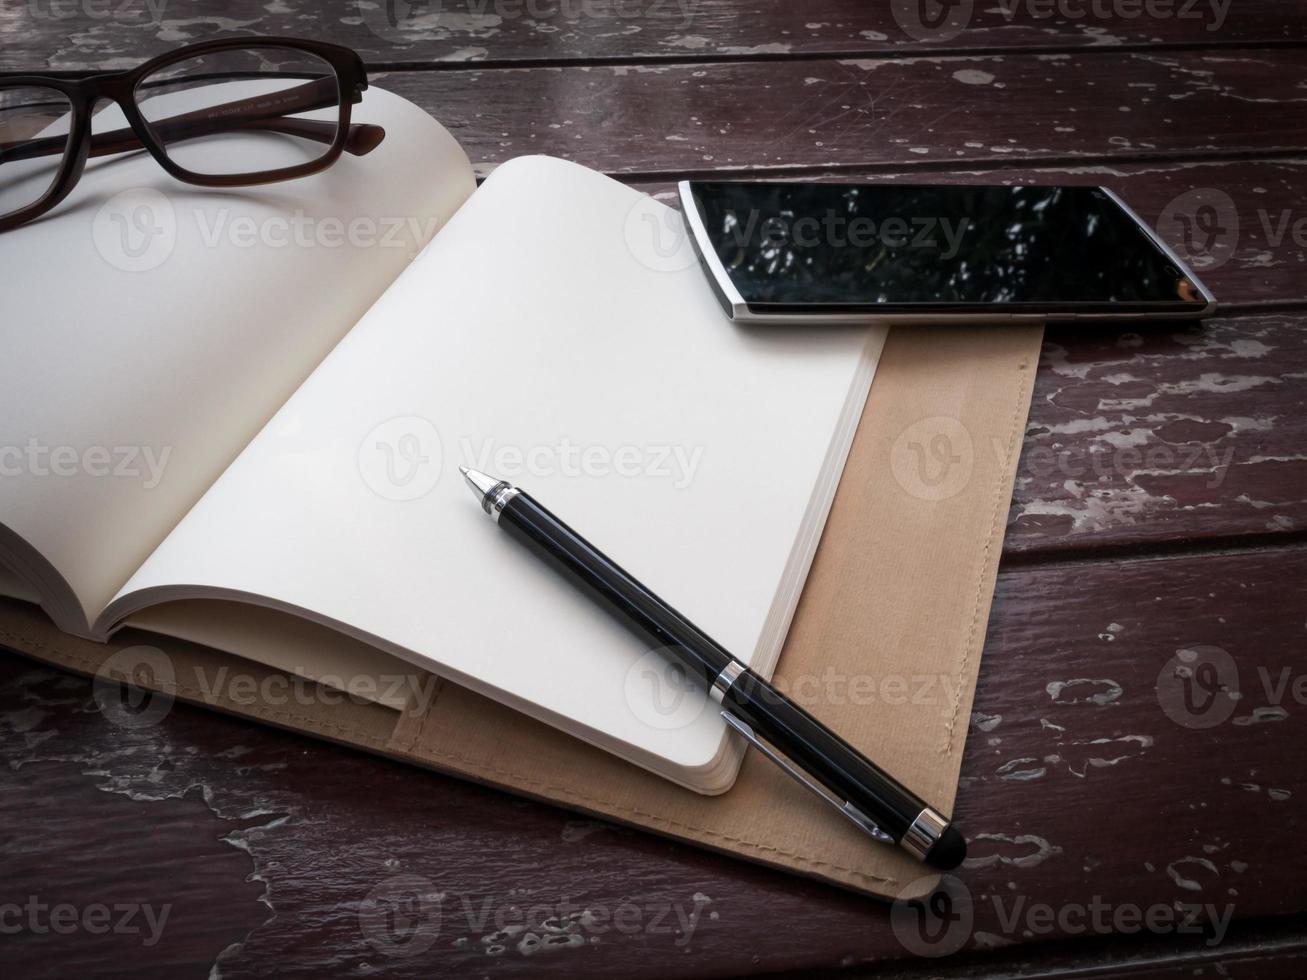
left=0, top=36, right=376, bottom=233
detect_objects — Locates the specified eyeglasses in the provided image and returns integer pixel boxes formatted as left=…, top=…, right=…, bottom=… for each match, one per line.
left=0, top=37, right=384, bottom=233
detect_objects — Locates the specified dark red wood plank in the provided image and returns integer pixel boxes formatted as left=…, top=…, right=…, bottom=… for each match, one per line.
left=0, top=739, right=267, bottom=980
left=2, top=546, right=1304, bottom=976
left=1010, top=311, right=1307, bottom=557
left=1, top=0, right=1303, bottom=71
left=865, top=934, right=1307, bottom=980
left=370, top=48, right=1307, bottom=177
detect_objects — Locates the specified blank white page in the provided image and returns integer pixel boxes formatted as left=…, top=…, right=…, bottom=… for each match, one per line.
left=0, top=87, right=474, bottom=633
left=109, top=156, right=882, bottom=786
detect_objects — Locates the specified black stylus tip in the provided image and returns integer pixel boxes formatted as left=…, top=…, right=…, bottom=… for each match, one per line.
left=925, top=826, right=967, bottom=870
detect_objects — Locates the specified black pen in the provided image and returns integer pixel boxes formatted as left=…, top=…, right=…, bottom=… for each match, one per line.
left=460, top=467, right=967, bottom=870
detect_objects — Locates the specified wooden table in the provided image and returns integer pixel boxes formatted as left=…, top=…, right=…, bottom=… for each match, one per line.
left=3, top=3, right=1305, bottom=977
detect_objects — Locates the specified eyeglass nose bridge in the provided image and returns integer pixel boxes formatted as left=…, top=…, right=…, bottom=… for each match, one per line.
left=71, top=73, right=178, bottom=172
left=36, top=73, right=162, bottom=196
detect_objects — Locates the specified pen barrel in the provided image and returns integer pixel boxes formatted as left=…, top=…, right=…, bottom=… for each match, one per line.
left=498, top=492, right=735, bottom=688
left=721, top=670, right=928, bottom=840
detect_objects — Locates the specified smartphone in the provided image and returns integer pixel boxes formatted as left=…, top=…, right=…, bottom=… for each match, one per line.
left=678, top=181, right=1216, bottom=325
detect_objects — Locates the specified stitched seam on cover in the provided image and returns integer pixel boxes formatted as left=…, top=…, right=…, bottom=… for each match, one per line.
left=0, top=628, right=394, bottom=749
left=399, top=674, right=444, bottom=757
left=943, top=353, right=1030, bottom=755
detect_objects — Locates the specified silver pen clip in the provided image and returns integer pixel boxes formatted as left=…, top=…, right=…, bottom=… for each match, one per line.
left=720, top=711, right=894, bottom=845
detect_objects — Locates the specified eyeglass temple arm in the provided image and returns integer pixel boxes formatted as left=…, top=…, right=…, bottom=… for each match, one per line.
left=0, top=77, right=385, bottom=166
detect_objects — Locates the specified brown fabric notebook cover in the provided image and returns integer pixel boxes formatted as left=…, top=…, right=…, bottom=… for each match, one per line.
left=0, top=324, right=1041, bottom=901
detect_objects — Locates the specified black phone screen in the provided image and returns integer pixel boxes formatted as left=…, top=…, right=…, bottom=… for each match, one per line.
left=684, top=181, right=1208, bottom=314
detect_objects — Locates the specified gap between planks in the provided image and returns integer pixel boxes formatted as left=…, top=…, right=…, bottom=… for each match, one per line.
left=1000, top=531, right=1307, bottom=573
left=362, top=36, right=1307, bottom=73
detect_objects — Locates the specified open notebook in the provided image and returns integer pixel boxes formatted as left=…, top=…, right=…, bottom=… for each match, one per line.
left=0, top=87, right=885, bottom=793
